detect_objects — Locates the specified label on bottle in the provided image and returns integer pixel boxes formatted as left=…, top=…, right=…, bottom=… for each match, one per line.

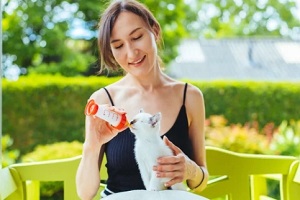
left=96, top=106, right=122, bottom=127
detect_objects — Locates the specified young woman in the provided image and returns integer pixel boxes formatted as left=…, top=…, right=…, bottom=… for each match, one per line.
left=76, top=1, right=208, bottom=199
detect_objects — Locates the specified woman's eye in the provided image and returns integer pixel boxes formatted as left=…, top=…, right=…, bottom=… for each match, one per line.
left=114, top=44, right=123, bottom=49
left=133, top=35, right=142, bottom=41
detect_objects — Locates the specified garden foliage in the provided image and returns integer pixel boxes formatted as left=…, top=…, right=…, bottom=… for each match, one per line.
left=205, top=115, right=300, bottom=157
left=3, top=75, right=300, bottom=154
left=1, top=134, right=20, bottom=167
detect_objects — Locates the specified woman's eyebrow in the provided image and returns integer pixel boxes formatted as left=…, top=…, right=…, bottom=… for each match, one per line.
left=110, top=27, right=143, bottom=44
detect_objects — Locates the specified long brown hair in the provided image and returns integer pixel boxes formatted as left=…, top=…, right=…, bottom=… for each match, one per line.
left=98, top=0, right=162, bottom=74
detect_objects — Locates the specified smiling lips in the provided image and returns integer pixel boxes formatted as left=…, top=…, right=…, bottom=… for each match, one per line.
left=129, top=55, right=146, bottom=66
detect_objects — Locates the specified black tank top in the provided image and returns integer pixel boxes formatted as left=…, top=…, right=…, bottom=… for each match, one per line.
left=103, top=83, right=193, bottom=193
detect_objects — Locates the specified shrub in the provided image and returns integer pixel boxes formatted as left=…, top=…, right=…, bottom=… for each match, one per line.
left=22, top=141, right=83, bottom=162
left=268, top=120, right=300, bottom=157
left=205, top=115, right=300, bottom=157
left=2, top=74, right=118, bottom=153
left=205, top=115, right=269, bottom=154
left=1, top=134, right=20, bottom=167
left=3, top=75, right=300, bottom=154
left=190, top=80, right=300, bottom=127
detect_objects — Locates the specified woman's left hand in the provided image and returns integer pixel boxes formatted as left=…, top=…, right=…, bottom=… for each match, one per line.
left=153, top=136, right=195, bottom=187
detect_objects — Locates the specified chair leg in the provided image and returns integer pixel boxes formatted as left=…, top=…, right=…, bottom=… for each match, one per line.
left=251, top=175, right=268, bottom=200
left=25, top=181, right=39, bottom=200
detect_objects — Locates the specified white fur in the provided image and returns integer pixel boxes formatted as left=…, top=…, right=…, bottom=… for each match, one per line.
left=130, top=109, right=185, bottom=191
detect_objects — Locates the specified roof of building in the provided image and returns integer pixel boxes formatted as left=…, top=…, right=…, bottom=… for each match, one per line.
left=167, top=38, right=300, bottom=81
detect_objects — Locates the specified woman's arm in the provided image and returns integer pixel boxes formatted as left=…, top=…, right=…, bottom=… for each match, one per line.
left=76, top=89, right=126, bottom=200
left=185, top=85, right=209, bottom=191
left=76, top=144, right=104, bottom=200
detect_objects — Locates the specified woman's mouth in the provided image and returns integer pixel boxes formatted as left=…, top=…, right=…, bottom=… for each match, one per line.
left=129, top=55, right=146, bottom=66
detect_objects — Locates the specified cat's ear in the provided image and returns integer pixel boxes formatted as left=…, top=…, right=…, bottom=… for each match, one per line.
left=153, top=112, right=161, bottom=122
left=150, top=112, right=161, bottom=127
left=139, top=108, right=144, bottom=113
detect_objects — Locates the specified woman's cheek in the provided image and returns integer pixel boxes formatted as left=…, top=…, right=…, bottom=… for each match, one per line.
left=112, top=51, right=123, bottom=64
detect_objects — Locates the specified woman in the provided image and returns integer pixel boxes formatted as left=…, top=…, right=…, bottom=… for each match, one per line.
left=76, top=0, right=208, bottom=199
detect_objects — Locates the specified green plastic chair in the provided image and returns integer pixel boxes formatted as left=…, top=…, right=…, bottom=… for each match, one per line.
left=1, top=156, right=82, bottom=200
left=0, top=167, right=20, bottom=200
left=1, top=146, right=299, bottom=200
left=197, top=146, right=300, bottom=200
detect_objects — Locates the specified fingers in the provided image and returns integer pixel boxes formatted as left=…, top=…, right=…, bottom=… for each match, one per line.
left=155, top=167, right=185, bottom=187
left=154, top=157, right=183, bottom=171
left=85, top=114, right=120, bottom=145
left=153, top=147, right=188, bottom=187
left=155, top=167, right=184, bottom=178
left=107, top=106, right=127, bottom=114
left=153, top=154, right=186, bottom=178
left=157, top=153, right=185, bottom=165
left=165, top=177, right=183, bottom=188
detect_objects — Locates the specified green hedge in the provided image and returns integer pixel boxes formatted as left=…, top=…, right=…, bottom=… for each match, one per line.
left=189, top=80, right=300, bottom=126
left=3, top=75, right=300, bottom=153
left=2, top=75, right=119, bottom=153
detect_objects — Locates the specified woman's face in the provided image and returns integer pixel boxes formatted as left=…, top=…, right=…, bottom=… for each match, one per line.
left=110, top=11, right=158, bottom=76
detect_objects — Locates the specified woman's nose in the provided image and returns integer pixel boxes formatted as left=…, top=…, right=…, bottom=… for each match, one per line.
left=126, top=44, right=138, bottom=58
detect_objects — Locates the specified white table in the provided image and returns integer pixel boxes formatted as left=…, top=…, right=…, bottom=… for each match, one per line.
left=103, top=190, right=208, bottom=200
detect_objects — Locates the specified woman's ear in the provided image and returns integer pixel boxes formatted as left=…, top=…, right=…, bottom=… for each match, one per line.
left=152, top=24, right=160, bottom=42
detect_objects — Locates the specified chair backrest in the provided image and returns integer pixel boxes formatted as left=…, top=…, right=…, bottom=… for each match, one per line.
left=288, top=160, right=300, bottom=200
left=6, top=156, right=82, bottom=200
left=199, top=146, right=299, bottom=200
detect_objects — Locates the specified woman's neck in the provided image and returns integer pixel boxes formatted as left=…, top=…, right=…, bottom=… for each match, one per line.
left=125, top=69, right=168, bottom=92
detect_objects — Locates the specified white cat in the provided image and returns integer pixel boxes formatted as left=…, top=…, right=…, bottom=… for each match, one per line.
left=129, top=109, right=185, bottom=191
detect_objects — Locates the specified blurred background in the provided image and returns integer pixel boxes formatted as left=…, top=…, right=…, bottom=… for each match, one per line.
left=1, top=1, right=300, bottom=199
left=2, top=0, right=300, bottom=80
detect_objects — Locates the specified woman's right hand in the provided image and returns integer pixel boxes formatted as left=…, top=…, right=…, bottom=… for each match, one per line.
left=84, top=105, right=127, bottom=149
left=78, top=103, right=128, bottom=200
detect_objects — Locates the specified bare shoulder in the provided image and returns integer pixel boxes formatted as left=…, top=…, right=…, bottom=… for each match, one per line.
left=88, top=77, right=128, bottom=102
left=88, top=87, right=113, bottom=105
left=185, top=83, right=205, bottom=113
left=186, top=83, right=204, bottom=102
left=166, top=81, right=203, bottom=100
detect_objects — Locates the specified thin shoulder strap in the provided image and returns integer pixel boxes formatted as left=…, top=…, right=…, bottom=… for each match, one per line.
left=103, top=87, right=115, bottom=106
left=183, top=83, right=188, bottom=105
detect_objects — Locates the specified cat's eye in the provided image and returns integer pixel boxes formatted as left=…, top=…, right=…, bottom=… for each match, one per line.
left=130, top=119, right=137, bottom=125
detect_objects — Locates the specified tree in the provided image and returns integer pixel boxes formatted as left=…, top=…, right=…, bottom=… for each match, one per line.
left=2, top=0, right=197, bottom=76
left=194, top=0, right=300, bottom=38
left=2, top=0, right=97, bottom=76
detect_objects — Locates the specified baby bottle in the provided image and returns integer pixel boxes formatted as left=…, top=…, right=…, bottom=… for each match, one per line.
left=84, top=99, right=129, bottom=130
